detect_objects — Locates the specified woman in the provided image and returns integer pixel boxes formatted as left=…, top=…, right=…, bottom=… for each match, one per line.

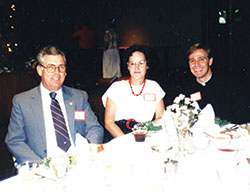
left=102, top=45, right=165, bottom=142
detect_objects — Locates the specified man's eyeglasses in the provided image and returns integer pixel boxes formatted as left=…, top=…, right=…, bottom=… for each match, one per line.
left=40, top=64, right=66, bottom=73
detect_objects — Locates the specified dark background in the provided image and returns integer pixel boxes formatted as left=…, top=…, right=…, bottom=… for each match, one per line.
left=0, top=0, right=249, bottom=76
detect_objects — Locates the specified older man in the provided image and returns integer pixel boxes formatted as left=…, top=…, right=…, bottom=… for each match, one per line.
left=6, top=45, right=104, bottom=164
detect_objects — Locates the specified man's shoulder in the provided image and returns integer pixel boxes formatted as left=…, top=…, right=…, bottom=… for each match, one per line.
left=180, top=77, right=199, bottom=90
left=175, top=77, right=203, bottom=99
left=211, top=72, right=240, bottom=88
left=62, top=85, right=88, bottom=98
left=14, top=86, right=40, bottom=99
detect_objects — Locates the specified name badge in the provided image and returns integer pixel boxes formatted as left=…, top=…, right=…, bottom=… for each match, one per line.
left=143, top=93, right=156, bottom=101
left=190, top=91, right=202, bottom=101
left=75, top=111, right=86, bottom=121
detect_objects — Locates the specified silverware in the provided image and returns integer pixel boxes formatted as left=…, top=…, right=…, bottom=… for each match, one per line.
left=225, top=124, right=239, bottom=132
left=35, top=173, right=57, bottom=182
left=203, top=131, right=216, bottom=138
left=164, top=158, right=178, bottom=165
left=151, top=145, right=173, bottom=152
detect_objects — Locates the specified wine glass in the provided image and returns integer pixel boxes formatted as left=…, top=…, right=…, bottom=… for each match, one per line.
left=17, top=162, right=38, bottom=181
left=50, top=155, right=69, bottom=179
left=192, top=128, right=210, bottom=153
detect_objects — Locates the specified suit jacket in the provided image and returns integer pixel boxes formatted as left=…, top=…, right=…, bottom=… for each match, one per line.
left=5, top=85, right=104, bottom=164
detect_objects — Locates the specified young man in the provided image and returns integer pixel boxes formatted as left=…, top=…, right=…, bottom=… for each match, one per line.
left=181, top=43, right=249, bottom=123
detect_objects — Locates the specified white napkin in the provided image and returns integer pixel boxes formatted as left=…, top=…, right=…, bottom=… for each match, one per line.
left=75, top=133, right=92, bottom=168
left=162, top=109, right=178, bottom=138
left=192, top=104, right=220, bottom=134
left=65, top=134, right=104, bottom=192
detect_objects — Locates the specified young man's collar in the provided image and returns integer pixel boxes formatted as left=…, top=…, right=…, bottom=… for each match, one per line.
left=196, top=73, right=212, bottom=86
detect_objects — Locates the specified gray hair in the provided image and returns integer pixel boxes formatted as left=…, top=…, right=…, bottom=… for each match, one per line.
left=36, top=45, right=66, bottom=64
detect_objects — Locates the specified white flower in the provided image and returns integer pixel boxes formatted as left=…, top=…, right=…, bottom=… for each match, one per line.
left=184, top=98, right=191, bottom=105
left=167, top=94, right=201, bottom=132
left=173, top=94, right=185, bottom=104
left=42, top=154, right=77, bottom=179
left=181, top=105, right=188, bottom=111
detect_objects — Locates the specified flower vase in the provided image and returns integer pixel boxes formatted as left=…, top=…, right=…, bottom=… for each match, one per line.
left=177, top=129, right=186, bottom=157
left=177, top=128, right=194, bottom=158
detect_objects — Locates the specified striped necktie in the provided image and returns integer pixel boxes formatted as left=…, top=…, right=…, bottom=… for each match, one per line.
left=50, top=92, right=71, bottom=152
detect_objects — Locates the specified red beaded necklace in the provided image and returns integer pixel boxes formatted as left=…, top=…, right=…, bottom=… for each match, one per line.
left=129, top=78, right=146, bottom=96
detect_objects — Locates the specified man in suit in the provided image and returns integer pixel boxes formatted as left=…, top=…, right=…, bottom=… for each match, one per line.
left=5, top=45, right=104, bottom=164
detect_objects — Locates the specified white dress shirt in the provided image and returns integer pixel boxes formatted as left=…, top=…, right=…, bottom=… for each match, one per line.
left=40, top=83, right=75, bottom=158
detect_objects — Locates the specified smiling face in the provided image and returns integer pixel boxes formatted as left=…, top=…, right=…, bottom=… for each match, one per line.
left=127, top=51, right=148, bottom=82
left=37, top=54, right=66, bottom=91
left=188, top=49, right=213, bottom=83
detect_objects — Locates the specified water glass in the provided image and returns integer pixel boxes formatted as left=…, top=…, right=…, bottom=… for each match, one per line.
left=132, top=123, right=147, bottom=142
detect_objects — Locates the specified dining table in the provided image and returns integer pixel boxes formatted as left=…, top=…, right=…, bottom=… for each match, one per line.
left=0, top=124, right=250, bottom=192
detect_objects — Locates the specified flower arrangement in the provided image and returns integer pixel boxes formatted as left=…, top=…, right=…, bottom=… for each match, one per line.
left=144, top=120, right=162, bottom=131
left=167, top=94, right=201, bottom=133
left=43, top=155, right=77, bottom=168
left=42, top=154, right=77, bottom=179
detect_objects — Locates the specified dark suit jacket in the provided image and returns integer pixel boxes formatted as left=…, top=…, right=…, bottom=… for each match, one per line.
left=5, top=85, right=104, bottom=164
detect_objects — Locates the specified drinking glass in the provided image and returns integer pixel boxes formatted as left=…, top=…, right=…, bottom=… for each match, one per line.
left=132, top=123, right=147, bottom=142
left=17, top=162, right=37, bottom=181
left=50, top=155, right=69, bottom=179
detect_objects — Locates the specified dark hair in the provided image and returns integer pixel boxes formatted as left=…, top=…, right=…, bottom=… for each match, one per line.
left=37, top=45, right=66, bottom=65
left=187, top=43, right=212, bottom=58
left=124, top=45, right=149, bottom=64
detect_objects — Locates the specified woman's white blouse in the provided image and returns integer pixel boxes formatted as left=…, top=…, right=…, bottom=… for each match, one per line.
left=102, top=79, right=165, bottom=122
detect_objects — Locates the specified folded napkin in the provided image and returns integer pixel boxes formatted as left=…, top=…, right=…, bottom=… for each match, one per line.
left=192, top=104, right=220, bottom=134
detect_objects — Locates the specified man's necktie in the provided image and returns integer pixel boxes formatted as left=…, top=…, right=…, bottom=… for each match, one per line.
left=50, top=92, right=71, bottom=152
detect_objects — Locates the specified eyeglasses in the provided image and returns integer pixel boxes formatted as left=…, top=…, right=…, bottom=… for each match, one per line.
left=127, top=60, right=147, bottom=66
left=40, top=64, right=66, bottom=73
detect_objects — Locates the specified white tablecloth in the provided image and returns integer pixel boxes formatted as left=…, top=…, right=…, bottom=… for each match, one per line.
left=1, top=132, right=250, bottom=192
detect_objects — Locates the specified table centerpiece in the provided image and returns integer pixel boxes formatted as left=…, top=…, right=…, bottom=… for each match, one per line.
left=166, top=94, right=201, bottom=155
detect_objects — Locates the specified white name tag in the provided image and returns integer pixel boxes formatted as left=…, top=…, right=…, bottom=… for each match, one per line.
left=75, top=111, right=86, bottom=121
left=190, top=91, right=202, bottom=101
left=143, top=93, right=156, bottom=101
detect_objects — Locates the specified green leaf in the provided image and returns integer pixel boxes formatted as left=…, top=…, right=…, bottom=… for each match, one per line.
left=144, top=121, right=162, bottom=131
left=69, top=156, right=77, bottom=165
left=215, top=117, right=230, bottom=126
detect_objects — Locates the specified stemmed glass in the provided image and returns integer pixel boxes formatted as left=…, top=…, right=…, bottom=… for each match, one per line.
left=192, top=127, right=211, bottom=153
left=49, top=155, right=69, bottom=179
left=16, top=162, right=39, bottom=181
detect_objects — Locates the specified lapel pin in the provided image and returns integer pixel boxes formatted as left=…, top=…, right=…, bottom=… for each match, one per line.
left=69, top=102, right=73, bottom=106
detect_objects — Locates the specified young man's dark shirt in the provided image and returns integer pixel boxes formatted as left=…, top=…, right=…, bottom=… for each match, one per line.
left=168, top=72, right=249, bottom=124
